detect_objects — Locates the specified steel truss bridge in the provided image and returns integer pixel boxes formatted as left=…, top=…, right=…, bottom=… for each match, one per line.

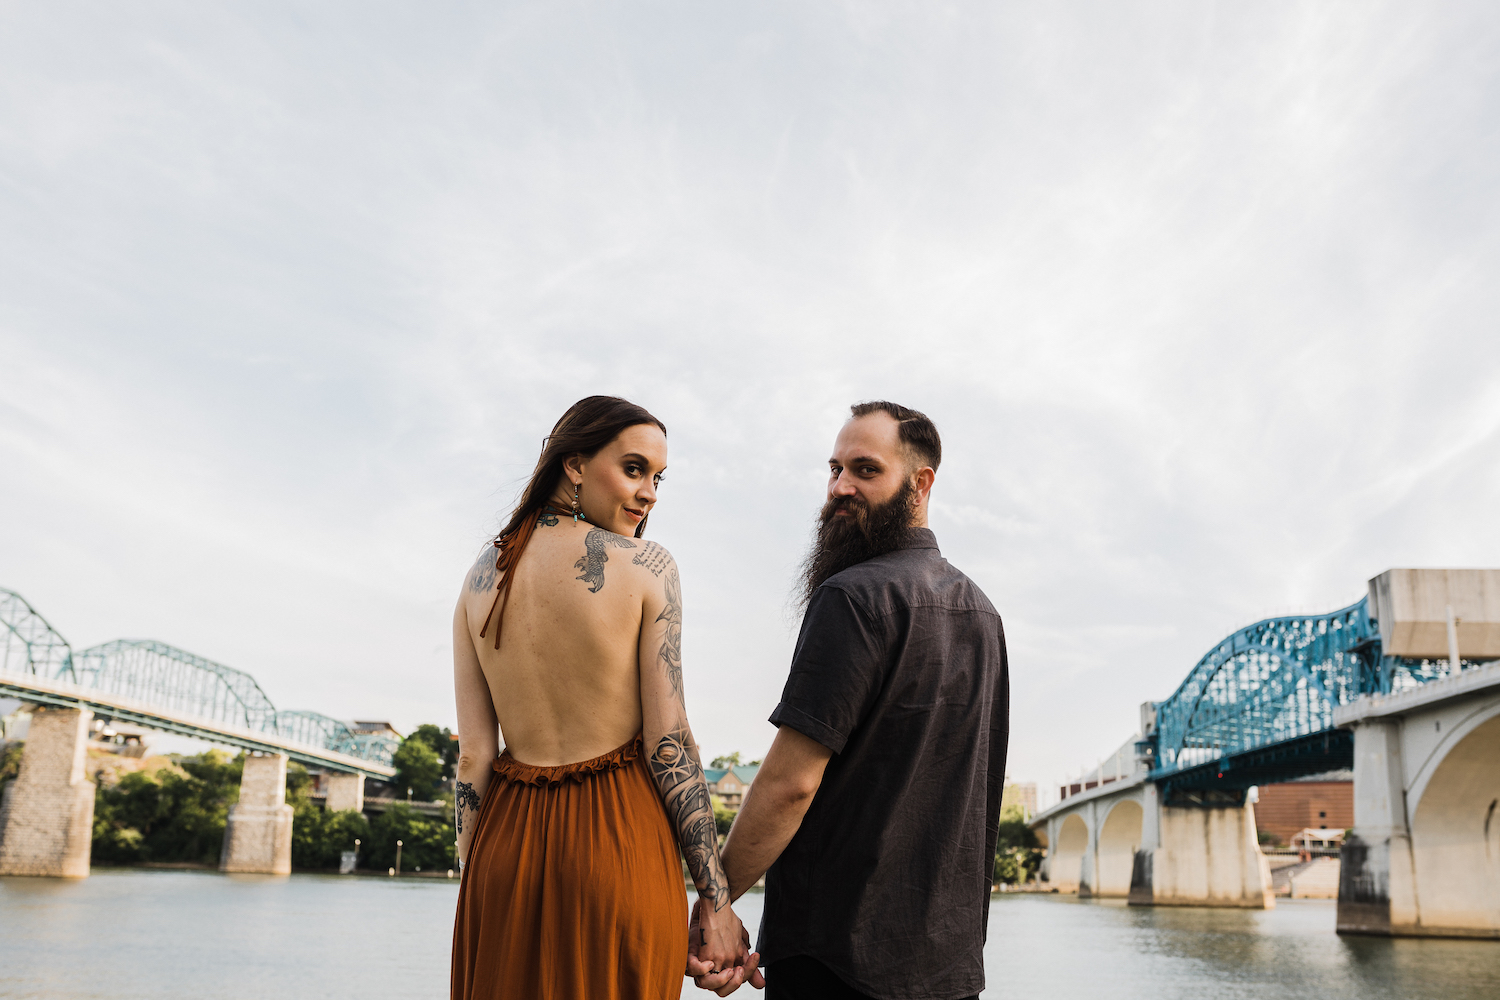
left=1140, top=592, right=1486, bottom=804
left=0, top=587, right=396, bottom=778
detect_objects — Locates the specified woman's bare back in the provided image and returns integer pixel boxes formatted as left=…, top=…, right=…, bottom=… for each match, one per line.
left=459, top=514, right=668, bottom=766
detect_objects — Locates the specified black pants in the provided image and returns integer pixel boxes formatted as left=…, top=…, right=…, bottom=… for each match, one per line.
left=765, top=956, right=978, bottom=1000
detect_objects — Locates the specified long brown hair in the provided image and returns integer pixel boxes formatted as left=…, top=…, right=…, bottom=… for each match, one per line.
left=496, top=395, right=667, bottom=541
left=479, top=396, right=667, bottom=648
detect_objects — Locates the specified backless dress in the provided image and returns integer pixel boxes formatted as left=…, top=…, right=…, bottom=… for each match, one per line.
left=451, top=508, right=688, bottom=999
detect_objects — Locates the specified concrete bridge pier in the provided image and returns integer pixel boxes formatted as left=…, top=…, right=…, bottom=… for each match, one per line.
left=324, top=771, right=364, bottom=812
left=1129, top=796, right=1273, bottom=908
left=220, top=753, right=293, bottom=875
left=1337, top=717, right=1419, bottom=934
left=0, top=706, right=96, bottom=878
left=1335, top=661, right=1500, bottom=938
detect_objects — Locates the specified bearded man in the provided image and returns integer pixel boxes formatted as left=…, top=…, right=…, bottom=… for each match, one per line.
left=706, top=400, right=1009, bottom=1000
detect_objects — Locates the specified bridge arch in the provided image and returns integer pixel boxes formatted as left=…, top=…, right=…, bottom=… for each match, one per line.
left=1406, top=698, right=1500, bottom=817
left=1153, top=600, right=1375, bottom=771
left=1098, top=799, right=1143, bottom=897
left=0, top=587, right=75, bottom=680
left=1051, top=814, right=1088, bottom=893
left=1408, top=708, right=1500, bottom=934
left=72, top=640, right=279, bottom=732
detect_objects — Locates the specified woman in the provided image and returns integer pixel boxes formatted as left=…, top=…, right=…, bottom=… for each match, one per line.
left=451, top=396, right=758, bottom=999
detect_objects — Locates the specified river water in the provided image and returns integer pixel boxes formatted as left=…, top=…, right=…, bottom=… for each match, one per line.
left=3, top=870, right=1499, bottom=999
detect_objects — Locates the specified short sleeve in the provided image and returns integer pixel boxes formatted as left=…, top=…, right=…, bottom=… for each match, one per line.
left=768, top=586, right=887, bottom=754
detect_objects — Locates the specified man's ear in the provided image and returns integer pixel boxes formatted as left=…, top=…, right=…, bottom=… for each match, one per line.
left=914, top=467, right=936, bottom=504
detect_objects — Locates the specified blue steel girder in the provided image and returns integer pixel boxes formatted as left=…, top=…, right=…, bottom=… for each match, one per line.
left=1152, top=598, right=1380, bottom=775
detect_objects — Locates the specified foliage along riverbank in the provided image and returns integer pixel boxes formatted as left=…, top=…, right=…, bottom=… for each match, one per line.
left=89, top=725, right=459, bottom=873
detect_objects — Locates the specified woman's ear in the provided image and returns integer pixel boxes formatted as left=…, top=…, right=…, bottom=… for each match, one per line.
left=562, top=453, right=585, bottom=485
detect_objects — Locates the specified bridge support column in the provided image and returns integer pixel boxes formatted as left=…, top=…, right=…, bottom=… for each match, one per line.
left=1338, top=718, right=1420, bottom=935
left=1129, top=798, right=1273, bottom=908
left=324, top=772, right=364, bottom=813
left=0, top=707, right=96, bottom=878
left=1078, top=798, right=1101, bottom=897
left=220, top=753, right=292, bottom=875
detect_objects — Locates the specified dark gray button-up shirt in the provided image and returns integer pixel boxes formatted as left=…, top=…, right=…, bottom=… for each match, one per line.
left=759, top=528, right=1009, bottom=1000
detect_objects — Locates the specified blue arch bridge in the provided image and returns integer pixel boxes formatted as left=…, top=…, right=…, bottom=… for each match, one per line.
left=0, top=586, right=399, bottom=879
left=1031, top=568, right=1500, bottom=940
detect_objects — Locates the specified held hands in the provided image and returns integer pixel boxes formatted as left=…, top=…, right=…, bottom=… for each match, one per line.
left=684, top=897, right=764, bottom=995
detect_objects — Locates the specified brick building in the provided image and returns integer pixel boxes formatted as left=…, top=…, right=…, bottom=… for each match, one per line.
left=1254, top=771, right=1353, bottom=845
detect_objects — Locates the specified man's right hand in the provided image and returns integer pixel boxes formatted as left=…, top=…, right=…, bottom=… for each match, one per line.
left=686, top=898, right=764, bottom=995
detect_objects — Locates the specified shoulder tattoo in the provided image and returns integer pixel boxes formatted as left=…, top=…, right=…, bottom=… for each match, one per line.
left=632, top=541, right=671, bottom=577
left=467, top=546, right=498, bottom=593
left=574, top=528, right=637, bottom=593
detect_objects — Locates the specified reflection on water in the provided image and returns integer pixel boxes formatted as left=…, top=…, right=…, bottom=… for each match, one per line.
left=3, top=871, right=1498, bottom=999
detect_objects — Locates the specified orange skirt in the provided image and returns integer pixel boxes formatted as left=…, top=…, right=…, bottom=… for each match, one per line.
left=451, top=735, right=688, bottom=1000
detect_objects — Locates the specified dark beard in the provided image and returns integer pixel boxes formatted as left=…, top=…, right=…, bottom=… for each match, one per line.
left=799, top=480, right=918, bottom=605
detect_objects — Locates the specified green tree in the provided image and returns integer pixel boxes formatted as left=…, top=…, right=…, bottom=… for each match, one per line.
left=393, top=737, right=443, bottom=801
left=291, top=800, right=371, bottom=869
left=282, top=761, right=372, bottom=869
left=993, top=803, right=1043, bottom=884
left=409, top=724, right=459, bottom=780
left=712, top=795, right=737, bottom=838
left=92, top=750, right=243, bottom=865
left=710, top=752, right=742, bottom=769
left=0, top=741, right=23, bottom=798
left=366, top=803, right=456, bottom=873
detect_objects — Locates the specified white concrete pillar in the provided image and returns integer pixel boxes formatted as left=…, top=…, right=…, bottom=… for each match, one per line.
left=220, top=753, right=293, bottom=875
left=324, top=772, right=365, bottom=813
left=1130, top=799, right=1273, bottom=908
left=1079, top=799, right=1100, bottom=897
left=0, top=707, right=96, bottom=878
left=1128, top=783, right=1161, bottom=904
left=1338, top=718, right=1420, bottom=935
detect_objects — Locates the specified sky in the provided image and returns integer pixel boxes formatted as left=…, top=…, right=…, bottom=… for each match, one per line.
left=2, top=2, right=1498, bottom=804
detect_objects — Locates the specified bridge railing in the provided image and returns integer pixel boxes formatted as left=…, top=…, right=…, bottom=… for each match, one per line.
left=1057, top=733, right=1147, bottom=802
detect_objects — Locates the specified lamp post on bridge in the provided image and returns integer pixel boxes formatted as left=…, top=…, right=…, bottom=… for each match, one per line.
left=396, top=839, right=403, bottom=876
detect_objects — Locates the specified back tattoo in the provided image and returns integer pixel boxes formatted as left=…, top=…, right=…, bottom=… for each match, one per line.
left=574, top=527, right=637, bottom=593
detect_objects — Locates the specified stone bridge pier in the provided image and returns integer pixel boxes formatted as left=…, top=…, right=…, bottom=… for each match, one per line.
left=0, top=706, right=96, bottom=878
left=219, top=753, right=293, bottom=875
left=324, top=771, right=365, bottom=813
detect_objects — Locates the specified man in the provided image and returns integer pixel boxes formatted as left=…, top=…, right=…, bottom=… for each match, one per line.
left=701, top=400, right=1009, bottom=1000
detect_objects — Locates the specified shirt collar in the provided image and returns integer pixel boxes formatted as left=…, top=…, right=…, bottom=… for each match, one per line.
left=900, top=527, right=940, bottom=551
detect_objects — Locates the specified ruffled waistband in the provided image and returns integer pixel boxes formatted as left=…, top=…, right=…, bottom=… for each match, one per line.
left=491, top=734, right=643, bottom=786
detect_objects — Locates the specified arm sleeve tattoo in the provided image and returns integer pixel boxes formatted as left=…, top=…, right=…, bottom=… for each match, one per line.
left=455, top=781, right=481, bottom=835
left=655, top=563, right=684, bottom=699
left=648, top=728, right=730, bottom=910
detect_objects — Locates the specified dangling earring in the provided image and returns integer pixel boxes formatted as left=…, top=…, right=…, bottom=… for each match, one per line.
left=571, top=482, right=583, bottom=523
